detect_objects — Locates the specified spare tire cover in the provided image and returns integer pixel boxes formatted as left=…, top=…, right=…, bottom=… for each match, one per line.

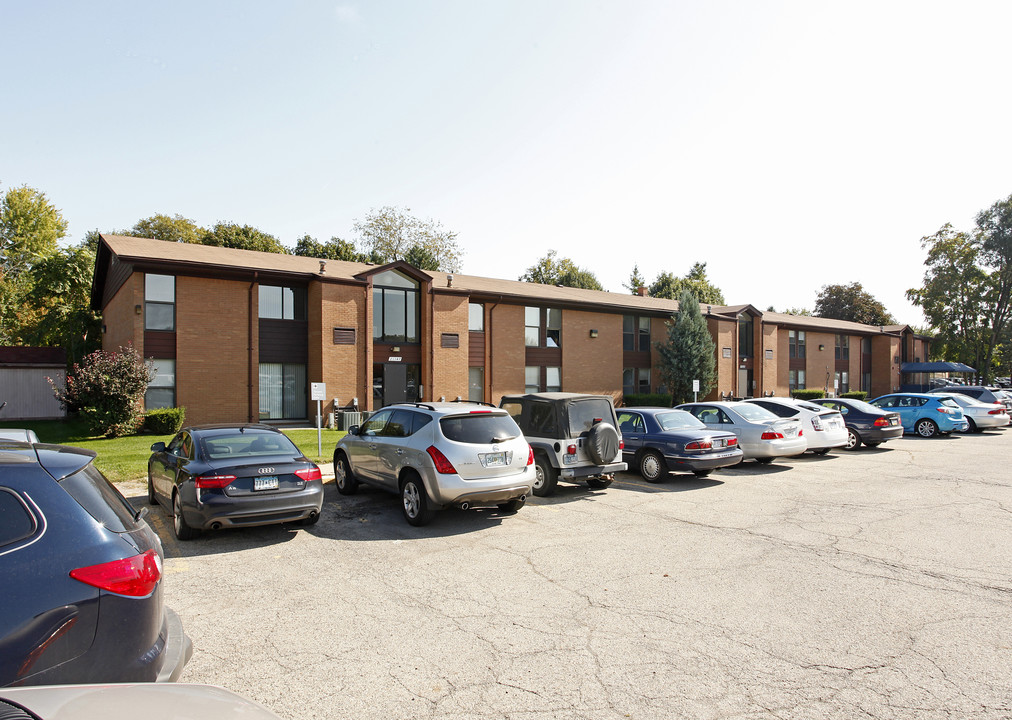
left=586, top=422, right=620, bottom=466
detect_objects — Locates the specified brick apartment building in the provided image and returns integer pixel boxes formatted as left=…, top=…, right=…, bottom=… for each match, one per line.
left=90, top=235, right=931, bottom=425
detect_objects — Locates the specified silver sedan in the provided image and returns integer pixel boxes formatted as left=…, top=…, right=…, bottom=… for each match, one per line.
left=934, top=392, right=1010, bottom=432
left=677, top=401, right=808, bottom=463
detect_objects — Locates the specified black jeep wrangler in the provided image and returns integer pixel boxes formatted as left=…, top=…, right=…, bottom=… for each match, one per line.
left=499, top=392, right=627, bottom=496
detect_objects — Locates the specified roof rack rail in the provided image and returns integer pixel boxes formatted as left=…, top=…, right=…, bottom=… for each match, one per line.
left=450, top=399, right=497, bottom=408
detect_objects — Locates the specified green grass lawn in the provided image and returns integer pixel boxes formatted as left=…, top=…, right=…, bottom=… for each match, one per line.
left=0, top=418, right=344, bottom=483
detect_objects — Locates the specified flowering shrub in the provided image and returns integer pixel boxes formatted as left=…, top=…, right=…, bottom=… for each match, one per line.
left=52, top=346, right=153, bottom=437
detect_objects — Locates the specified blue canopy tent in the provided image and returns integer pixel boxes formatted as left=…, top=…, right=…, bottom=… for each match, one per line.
left=900, top=361, right=976, bottom=392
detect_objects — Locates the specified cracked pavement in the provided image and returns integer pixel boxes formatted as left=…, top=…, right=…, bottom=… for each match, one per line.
left=129, top=429, right=1012, bottom=719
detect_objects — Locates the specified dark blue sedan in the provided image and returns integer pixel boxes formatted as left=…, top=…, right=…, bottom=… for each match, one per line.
left=617, top=408, right=743, bottom=481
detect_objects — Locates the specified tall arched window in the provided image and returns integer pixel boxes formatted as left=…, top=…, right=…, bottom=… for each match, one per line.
left=373, top=270, right=420, bottom=343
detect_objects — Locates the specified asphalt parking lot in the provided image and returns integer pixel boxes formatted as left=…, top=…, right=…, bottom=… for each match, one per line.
left=129, top=430, right=1012, bottom=720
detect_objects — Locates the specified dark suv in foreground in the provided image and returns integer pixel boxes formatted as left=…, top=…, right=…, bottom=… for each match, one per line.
left=499, top=393, right=627, bottom=496
left=0, top=439, right=192, bottom=687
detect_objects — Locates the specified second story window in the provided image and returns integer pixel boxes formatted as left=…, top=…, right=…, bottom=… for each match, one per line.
left=373, top=270, right=419, bottom=343
left=469, top=303, right=484, bottom=332
left=259, top=285, right=307, bottom=320
left=525, top=307, right=561, bottom=348
left=836, top=334, right=850, bottom=360
left=623, top=316, right=650, bottom=352
left=145, top=274, right=175, bottom=331
left=738, top=315, right=754, bottom=358
left=789, top=330, right=806, bottom=359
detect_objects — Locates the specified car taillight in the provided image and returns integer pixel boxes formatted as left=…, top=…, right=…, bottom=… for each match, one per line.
left=811, top=417, right=824, bottom=431
left=70, top=549, right=161, bottom=597
left=873, top=417, right=891, bottom=427
left=727, top=437, right=737, bottom=446
left=526, top=446, right=534, bottom=466
left=426, top=446, right=457, bottom=474
left=567, top=444, right=577, bottom=455
left=195, top=473, right=236, bottom=489
left=761, top=431, right=784, bottom=440
left=619, top=441, right=624, bottom=450
left=936, top=407, right=952, bottom=414
left=685, top=440, right=713, bottom=451
left=989, top=408, right=1005, bottom=415
left=295, top=466, right=322, bottom=482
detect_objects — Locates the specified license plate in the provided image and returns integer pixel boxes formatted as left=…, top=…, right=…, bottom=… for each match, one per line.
left=563, top=454, right=578, bottom=465
left=714, top=451, right=737, bottom=459
left=482, top=452, right=507, bottom=467
left=254, top=475, right=279, bottom=491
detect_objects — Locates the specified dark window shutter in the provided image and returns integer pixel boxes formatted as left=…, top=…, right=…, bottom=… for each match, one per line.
left=333, top=327, right=356, bottom=345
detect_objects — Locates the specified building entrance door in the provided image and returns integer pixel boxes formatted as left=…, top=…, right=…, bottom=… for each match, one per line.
left=382, top=362, right=407, bottom=406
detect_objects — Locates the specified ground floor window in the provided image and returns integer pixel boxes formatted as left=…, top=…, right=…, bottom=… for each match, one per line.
left=835, top=371, right=849, bottom=395
left=623, top=368, right=651, bottom=396
left=146, top=358, right=175, bottom=409
left=789, top=369, right=806, bottom=393
left=526, top=366, right=561, bottom=393
left=259, top=363, right=306, bottom=420
left=862, top=371, right=871, bottom=393
left=468, top=367, right=484, bottom=402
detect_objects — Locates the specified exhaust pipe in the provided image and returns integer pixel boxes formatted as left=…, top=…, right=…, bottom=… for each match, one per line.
left=211, top=522, right=222, bottom=530
left=460, top=502, right=470, bottom=511
left=520, top=495, right=526, bottom=503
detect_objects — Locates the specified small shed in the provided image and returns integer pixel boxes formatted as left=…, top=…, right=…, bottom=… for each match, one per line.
left=0, top=347, right=66, bottom=420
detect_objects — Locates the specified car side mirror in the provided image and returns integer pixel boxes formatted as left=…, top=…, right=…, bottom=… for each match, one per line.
left=348, top=425, right=360, bottom=436
left=150, top=441, right=166, bottom=452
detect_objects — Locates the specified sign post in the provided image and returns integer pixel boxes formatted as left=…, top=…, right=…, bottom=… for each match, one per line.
left=311, top=382, right=326, bottom=457
left=693, top=379, right=700, bottom=402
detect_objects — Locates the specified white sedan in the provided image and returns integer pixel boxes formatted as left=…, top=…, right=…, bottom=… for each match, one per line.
left=933, top=392, right=1010, bottom=432
left=677, top=401, right=807, bottom=463
left=744, top=397, right=849, bottom=454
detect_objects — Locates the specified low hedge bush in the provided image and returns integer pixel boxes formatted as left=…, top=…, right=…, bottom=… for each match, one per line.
left=145, top=407, right=186, bottom=435
left=622, top=393, right=673, bottom=407
left=791, top=389, right=826, bottom=400
left=840, top=391, right=867, bottom=400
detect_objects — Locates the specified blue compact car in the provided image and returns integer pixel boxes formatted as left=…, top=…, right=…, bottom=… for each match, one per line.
left=869, top=393, right=969, bottom=437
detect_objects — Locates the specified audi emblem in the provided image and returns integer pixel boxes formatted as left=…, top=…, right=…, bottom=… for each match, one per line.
left=258, top=467, right=275, bottom=474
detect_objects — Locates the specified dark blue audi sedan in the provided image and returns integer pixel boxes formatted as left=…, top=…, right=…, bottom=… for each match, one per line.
left=617, top=407, right=743, bottom=481
left=148, top=424, right=324, bottom=540
left=0, top=439, right=191, bottom=687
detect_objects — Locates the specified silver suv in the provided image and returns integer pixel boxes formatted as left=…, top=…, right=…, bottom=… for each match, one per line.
left=499, top=393, right=627, bottom=496
left=333, top=402, right=533, bottom=526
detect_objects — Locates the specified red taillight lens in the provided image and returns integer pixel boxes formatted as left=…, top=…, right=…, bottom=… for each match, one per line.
left=567, top=444, right=577, bottom=455
left=989, top=409, right=1004, bottom=415
left=761, top=431, right=785, bottom=440
left=295, top=466, right=322, bottom=482
left=526, top=446, right=534, bottom=466
left=873, top=417, right=890, bottom=427
left=195, top=473, right=236, bottom=489
left=727, top=437, right=737, bottom=446
left=70, top=549, right=161, bottom=597
left=936, top=407, right=952, bottom=414
left=426, top=446, right=457, bottom=474
left=619, top=441, right=624, bottom=450
left=685, top=440, right=713, bottom=451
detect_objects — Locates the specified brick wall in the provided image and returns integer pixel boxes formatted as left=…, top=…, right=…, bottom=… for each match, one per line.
left=102, top=274, right=143, bottom=354
left=313, top=281, right=369, bottom=413
left=803, top=331, right=835, bottom=395
left=872, top=335, right=900, bottom=396
left=430, top=293, right=469, bottom=400
left=761, top=322, right=781, bottom=396
left=488, top=304, right=525, bottom=402
left=709, top=317, right=735, bottom=399
left=176, top=276, right=252, bottom=424
left=562, top=310, right=622, bottom=402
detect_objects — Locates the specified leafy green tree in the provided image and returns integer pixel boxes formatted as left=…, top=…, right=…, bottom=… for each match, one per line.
left=519, top=249, right=604, bottom=290
left=767, top=306, right=813, bottom=316
left=125, top=213, right=205, bottom=244
left=814, top=282, right=895, bottom=325
left=648, top=263, right=725, bottom=304
left=200, top=222, right=288, bottom=253
left=403, top=244, right=440, bottom=271
left=655, top=290, right=717, bottom=405
left=53, top=346, right=153, bottom=437
left=974, top=194, right=1012, bottom=379
left=0, top=184, right=68, bottom=275
left=353, top=206, right=462, bottom=272
left=293, top=234, right=370, bottom=262
left=623, top=265, right=647, bottom=293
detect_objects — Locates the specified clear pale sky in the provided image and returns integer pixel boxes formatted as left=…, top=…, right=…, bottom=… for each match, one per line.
left=3, top=1, right=1010, bottom=326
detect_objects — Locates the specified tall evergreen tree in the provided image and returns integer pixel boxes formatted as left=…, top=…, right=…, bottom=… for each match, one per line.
left=655, top=290, right=716, bottom=405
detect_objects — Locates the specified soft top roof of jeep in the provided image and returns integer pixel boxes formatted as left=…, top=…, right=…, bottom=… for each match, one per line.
left=499, top=393, right=619, bottom=440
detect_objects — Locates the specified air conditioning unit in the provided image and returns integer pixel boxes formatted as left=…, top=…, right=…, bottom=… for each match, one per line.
left=340, top=412, right=363, bottom=430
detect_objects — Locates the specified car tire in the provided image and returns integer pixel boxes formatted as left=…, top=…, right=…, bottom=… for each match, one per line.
left=754, top=457, right=774, bottom=464
left=967, top=418, right=979, bottom=433
left=845, top=428, right=861, bottom=450
left=172, top=492, right=200, bottom=541
left=334, top=453, right=359, bottom=495
left=864, top=441, right=882, bottom=447
left=587, top=477, right=613, bottom=489
left=693, top=469, right=712, bottom=478
left=586, top=422, right=620, bottom=466
left=915, top=418, right=939, bottom=438
left=639, top=450, right=666, bottom=483
left=532, top=455, right=558, bottom=497
left=147, top=476, right=158, bottom=505
left=400, top=474, right=435, bottom=526
left=812, top=448, right=830, bottom=455
left=498, top=497, right=525, bottom=513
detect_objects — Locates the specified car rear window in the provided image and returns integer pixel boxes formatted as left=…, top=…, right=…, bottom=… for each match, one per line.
left=938, top=398, right=959, bottom=408
left=0, top=488, right=36, bottom=547
left=202, top=431, right=300, bottom=459
left=733, top=404, right=778, bottom=422
left=59, top=463, right=139, bottom=533
left=440, top=413, right=521, bottom=444
left=568, top=399, right=616, bottom=435
left=654, top=411, right=704, bottom=431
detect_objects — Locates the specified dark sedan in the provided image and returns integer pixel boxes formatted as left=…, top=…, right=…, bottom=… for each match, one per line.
left=809, top=398, right=903, bottom=449
left=1, top=439, right=191, bottom=687
left=148, top=424, right=324, bottom=541
left=617, top=408, right=743, bottom=481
